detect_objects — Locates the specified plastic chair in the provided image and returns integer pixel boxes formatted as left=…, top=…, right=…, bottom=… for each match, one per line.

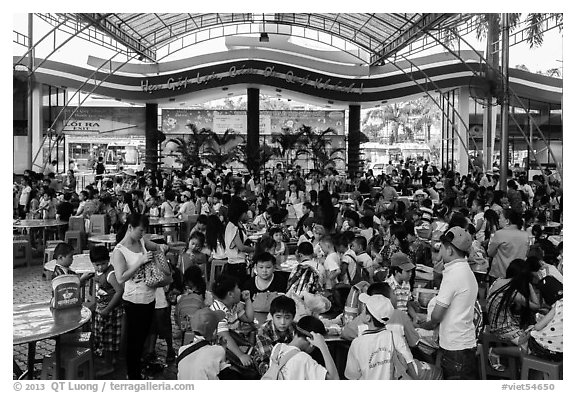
left=89, top=214, right=109, bottom=235
left=209, top=258, right=227, bottom=288
left=13, top=238, right=32, bottom=268
left=520, top=354, right=562, bottom=380
left=40, top=346, right=94, bottom=379
left=478, top=329, right=519, bottom=380
left=64, top=231, right=86, bottom=255
left=68, top=217, right=86, bottom=232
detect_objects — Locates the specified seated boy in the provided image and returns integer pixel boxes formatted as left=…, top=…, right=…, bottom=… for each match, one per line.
left=52, top=242, right=92, bottom=284
left=52, top=242, right=76, bottom=277
left=267, top=315, right=339, bottom=380
left=253, top=295, right=296, bottom=375
left=384, top=252, right=419, bottom=321
left=341, top=282, right=420, bottom=350
left=177, top=308, right=229, bottom=380
left=345, top=293, right=417, bottom=380
left=335, top=232, right=357, bottom=285
left=287, top=242, right=323, bottom=295
left=319, top=237, right=341, bottom=291
left=210, top=276, right=255, bottom=368
left=243, top=252, right=288, bottom=308
left=351, top=236, right=376, bottom=278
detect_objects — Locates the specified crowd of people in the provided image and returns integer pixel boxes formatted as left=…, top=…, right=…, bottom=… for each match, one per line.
left=13, top=157, right=563, bottom=380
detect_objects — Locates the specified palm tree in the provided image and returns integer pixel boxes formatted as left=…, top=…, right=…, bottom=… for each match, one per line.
left=171, top=123, right=214, bottom=171
left=301, top=126, right=346, bottom=170
left=203, top=128, right=243, bottom=169
left=237, top=143, right=276, bottom=175
left=271, top=127, right=309, bottom=168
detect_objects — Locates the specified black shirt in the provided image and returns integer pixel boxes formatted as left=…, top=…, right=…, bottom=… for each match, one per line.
left=57, top=201, right=74, bottom=222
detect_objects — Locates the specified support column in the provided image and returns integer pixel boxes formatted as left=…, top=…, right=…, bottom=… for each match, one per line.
left=247, top=88, right=260, bottom=174
left=31, top=83, right=44, bottom=170
left=27, top=13, right=34, bottom=170
left=457, top=87, right=470, bottom=174
left=347, top=105, right=362, bottom=178
left=145, top=103, right=159, bottom=171
left=483, top=13, right=500, bottom=172
left=499, top=13, right=510, bottom=190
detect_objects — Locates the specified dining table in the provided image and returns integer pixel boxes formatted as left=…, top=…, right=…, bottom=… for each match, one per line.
left=13, top=302, right=92, bottom=379
left=148, top=217, right=185, bottom=235
left=87, top=233, right=165, bottom=249
left=13, top=219, right=68, bottom=250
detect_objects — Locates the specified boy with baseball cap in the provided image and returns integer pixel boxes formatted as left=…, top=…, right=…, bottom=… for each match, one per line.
left=385, top=252, right=417, bottom=318
left=345, top=293, right=416, bottom=380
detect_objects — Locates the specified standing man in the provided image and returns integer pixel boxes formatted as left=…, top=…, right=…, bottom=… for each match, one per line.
left=417, top=227, right=478, bottom=379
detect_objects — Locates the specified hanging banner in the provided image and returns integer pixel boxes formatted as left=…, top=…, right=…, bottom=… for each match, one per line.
left=162, top=109, right=345, bottom=135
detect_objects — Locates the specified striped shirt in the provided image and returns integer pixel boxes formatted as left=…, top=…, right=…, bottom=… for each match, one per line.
left=210, top=298, right=245, bottom=334
left=385, top=276, right=412, bottom=313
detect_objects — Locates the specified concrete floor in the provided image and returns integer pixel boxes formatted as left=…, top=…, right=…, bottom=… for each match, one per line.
left=13, top=254, right=180, bottom=380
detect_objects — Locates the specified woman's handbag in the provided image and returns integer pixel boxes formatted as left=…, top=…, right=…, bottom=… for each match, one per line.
left=143, top=251, right=173, bottom=288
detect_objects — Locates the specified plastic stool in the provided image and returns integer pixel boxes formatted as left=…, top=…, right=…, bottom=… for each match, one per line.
left=40, top=346, right=93, bottom=380
left=521, top=354, right=562, bottom=380
left=13, top=239, right=32, bottom=268
left=61, top=331, right=92, bottom=349
left=209, top=259, right=227, bottom=288
left=479, top=330, right=519, bottom=379
left=43, top=241, right=64, bottom=279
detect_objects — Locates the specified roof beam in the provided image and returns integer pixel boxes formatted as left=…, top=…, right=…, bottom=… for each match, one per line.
left=370, top=13, right=451, bottom=65
left=79, top=13, right=157, bottom=62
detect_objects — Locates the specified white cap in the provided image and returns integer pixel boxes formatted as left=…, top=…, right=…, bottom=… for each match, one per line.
left=358, top=294, right=394, bottom=323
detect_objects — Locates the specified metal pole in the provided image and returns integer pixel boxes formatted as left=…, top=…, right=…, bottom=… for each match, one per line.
left=528, top=99, right=532, bottom=173
left=27, top=13, right=34, bottom=170
left=451, top=90, right=455, bottom=171
left=499, top=13, right=510, bottom=191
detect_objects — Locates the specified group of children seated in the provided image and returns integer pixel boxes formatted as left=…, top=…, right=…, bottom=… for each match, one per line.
left=166, top=216, right=448, bottom=380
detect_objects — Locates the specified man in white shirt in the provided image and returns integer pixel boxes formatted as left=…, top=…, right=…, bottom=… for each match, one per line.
left=417, top=227, right=478, bottom=379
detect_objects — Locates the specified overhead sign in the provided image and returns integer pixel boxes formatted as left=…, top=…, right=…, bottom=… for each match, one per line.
left=63, top=119, right=137, bottom=134
left=54, top=107, right=146, bottom=137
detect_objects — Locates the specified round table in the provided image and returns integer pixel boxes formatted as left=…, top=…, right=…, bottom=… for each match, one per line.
left=13, top=219, right=68, bottom=229
left=148, top=217, right=184, bottom=226
left=13, top=219, right=68, bottom=250
left=88, top=233, right=117, bottom=247
left=44, top=254, right=96, bottom=274
left=88, top=233, right=165, bottom=248
left=13, top=302, right=92, bottom=379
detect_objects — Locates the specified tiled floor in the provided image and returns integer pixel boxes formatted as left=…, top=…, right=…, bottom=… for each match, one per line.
left=13, top=256, right=179, bottom=380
